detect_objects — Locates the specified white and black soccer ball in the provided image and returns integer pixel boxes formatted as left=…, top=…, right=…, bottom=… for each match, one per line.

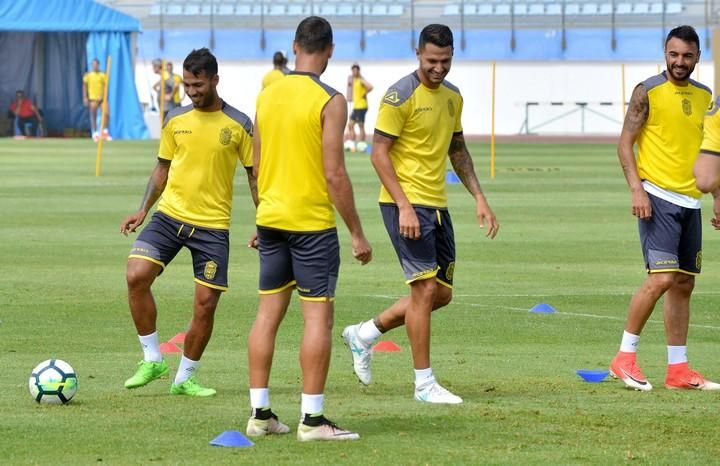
left=28, top=359, right=78, bottom=404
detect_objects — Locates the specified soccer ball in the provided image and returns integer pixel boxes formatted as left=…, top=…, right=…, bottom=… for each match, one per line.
left=343, top=140, right=356, bottom=152
left=28, top=359, right=78, bottom=404
left=356, top=141, right=368, bottom=153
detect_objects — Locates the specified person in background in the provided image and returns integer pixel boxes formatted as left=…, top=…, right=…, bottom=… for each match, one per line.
left=261, top=51, right=290, bottom=90
left=344, top=63, right=373, bottom=152
left=83, top=58, right=111, bottom=141
left=8, top=90, right=43, bottom=137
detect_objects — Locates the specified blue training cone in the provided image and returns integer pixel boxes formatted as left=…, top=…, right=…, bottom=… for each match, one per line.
left=529, top=303, right=556, bottom=313
left=210, top=430, right=254, bottom=448
left=446, top=171, right=461, bottom=184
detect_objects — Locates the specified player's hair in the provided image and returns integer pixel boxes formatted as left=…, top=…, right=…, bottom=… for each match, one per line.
left=351, top=63, right=360, bottom=70
left=665, top=25, right=700, bottom=50
left=295, top=16, right=333, bottom=54
left=184, top=48, right=218, bottom=77
left=419, top=24, right=454, bottom=50
left=91, top=58, right=99, bottom=64
left=273, top=51, right=287, bottom=66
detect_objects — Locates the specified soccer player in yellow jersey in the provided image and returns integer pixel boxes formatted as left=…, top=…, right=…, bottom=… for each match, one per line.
left=82, top=58, right=110, bottom=141
left=246, top=16, right=372, bottom=441
left=119, top=48, right=257, bottom=397
left=342, top=24, right=499, bottom=404
left=261, top=51, right=289, bottom=89
left=611, top=25, right=720, bottom=391
left=344, top=63, right=373, bottom=151
left=167, top=61, right=183, bottom=107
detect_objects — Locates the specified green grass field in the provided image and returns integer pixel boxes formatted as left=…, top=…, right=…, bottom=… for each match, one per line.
left=3, top=138, right=720, bottom=464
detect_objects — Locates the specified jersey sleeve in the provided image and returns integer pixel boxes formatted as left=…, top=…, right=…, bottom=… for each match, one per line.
left=238, top=125, right=253, bottom=168
left=158, top=119, right=176, bottom=161
left=454, top=96, right=464, bottom=134
left=375, top=95, right=410, bottom=139
left=82, top=73, right=88, bottom=85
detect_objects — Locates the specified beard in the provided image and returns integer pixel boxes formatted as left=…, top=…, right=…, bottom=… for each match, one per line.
left=668, top=64, right=694, bottom=81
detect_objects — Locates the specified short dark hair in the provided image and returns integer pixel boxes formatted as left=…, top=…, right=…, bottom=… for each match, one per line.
left=419, top=24, right=454, bottom=49
left=295, top=16, right=333, bottom=54
left=351, top=64, right=360, bottom=70
left=665, top=25, right=700, bottom=50
left=184, top=48, right=218, bottom=77
left=272, top=51, right=287, bottom=66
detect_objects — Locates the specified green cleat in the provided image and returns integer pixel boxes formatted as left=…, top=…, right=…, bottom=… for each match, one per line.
left=124, top=360, right=169, bottom=389
left=170, top=376, right=217, bottom=397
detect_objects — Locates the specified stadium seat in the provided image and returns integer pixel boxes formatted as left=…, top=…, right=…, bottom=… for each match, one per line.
left=337, top=3, right=355, bottom=15
left=165, top=4, right=183, bottom=15
left=616, top=2, right=632, bottom=14
left=235, top=4, right=251, bottom=15
left=215, top=3, right=234, bottom=15
left=494, top=4, right=510, bottom=15
left=666, top=2, right=682, bottom=13
left=581, top=3, right=598, bottom=14
left=287, top=4, right=306, bottom=15
left=514, top=3, right=528, bottom=15
left=443, top=4, right=460, bottom=15
left=528, top=4, right=545, bottom=15
left=461, top=4, right=476, bottom=15
left=598, top=2, right=612, bottom=14
left=476, top=4, right=493, bottom=15
left=319, top=4, right=337, bottom=16
left=633, top=3, right=649, bottom=14
left=565, top=3, right=580, bottom=14
left=388, top=5, right=404, bottom=15
left=545, top=3, right=562, bottom=14
left=649, top=2, right=662, bottom=14
left=371, top=4, right=389, bottom=15
left=198, top=5, right=212, bottom=15
left=150, top=4, right=161, bottom=15
left=250, top=4, right=264, bottom=15
left=268, top=4, right=285, bottom=15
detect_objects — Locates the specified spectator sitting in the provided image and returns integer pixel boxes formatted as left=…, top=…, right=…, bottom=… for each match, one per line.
left=8, top=90, right=43, bottom=137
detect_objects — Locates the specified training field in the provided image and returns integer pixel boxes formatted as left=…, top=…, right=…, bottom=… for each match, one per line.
left=3, top=138, right=720, bottom=464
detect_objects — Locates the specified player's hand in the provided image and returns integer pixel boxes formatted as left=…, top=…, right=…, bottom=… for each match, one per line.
left=247, top=231, right=259, bottom=249
left=631, top=189, right=652, bottom=220
left=351, top=234, right=372, bottom=265
left=712, top=197, right=720, bottom=230
left=398, top=205, right=420, bottom=240
left=120, top=210, right=146, bottom=237
left=475, top=197, right=499, bottom=239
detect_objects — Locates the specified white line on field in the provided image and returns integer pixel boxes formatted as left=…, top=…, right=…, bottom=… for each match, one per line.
left=364, top=294, right=720, bottom=331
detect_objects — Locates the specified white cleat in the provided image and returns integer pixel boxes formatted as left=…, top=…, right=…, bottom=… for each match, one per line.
left=342, top=324, right=373, bottom=385
left=414, top=380, right=463, bottom=404
left=246, top=412, right=290, bottom=437
left=297, top=416, right=359, bottom=442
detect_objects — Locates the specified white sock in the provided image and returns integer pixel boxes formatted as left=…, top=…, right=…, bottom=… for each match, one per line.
left=174, top=355, right=199, bottom=385
left=357, top=319, right=382, bottom=343
left=414, top=367, right=434, bottom=388
left=667, top=345, right=688, bottom=365
left=619, top=330, right=640, bottom=353
left=138, top=332, right=162, bottom=362
left=301, top=393, right=324, bottom=415
left=250, top=388, right=270, bottom=409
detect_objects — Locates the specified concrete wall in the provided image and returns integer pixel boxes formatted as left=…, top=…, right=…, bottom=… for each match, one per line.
left=135, top=60, right=714, bottom=138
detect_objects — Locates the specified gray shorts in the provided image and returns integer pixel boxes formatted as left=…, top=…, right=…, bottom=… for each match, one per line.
left=380, top=203, right=456, bottom=287
left=257, top=226, right=340, bottom=301
left=639, top=193, right=702, bottom=275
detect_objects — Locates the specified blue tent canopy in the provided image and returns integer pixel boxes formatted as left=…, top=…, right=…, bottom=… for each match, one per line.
left=0, top=0, right=148, bottom=139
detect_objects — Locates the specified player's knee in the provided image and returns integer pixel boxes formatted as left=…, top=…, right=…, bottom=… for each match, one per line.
left=126, top=263, right=153, bottom=291
left=646, top=273, right=676, bottom=294
left=433, top=286, right=452, bottom=309
left=673, top=274, right=695, bottom=293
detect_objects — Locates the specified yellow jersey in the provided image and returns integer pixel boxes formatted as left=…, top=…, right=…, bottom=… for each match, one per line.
left=171, top=73, right=182, bottom=104
left=157, top=102, right=253, bottom=230
left=83, top=71, right=106, bottom=101
left=375, top=71, right=463, bottom=208
left=255, top=71, right=338, bottom=232
left=636, top=72, right=711, bottom=199
left=261, top=69, right=287, bottom=90
left=352, top=77, right=368, bottom=110
left=700, top=96, right=720, bottom=154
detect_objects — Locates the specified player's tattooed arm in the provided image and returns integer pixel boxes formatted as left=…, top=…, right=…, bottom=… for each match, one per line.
left=617, top=84, right=651, bottom=219
left=448, top=133, right=483, bottom=196
left=245, top=167, right=259, bottom=207
left=139, top=158, right=171, bottom=212
left=448, top=133, right=499, bottom=238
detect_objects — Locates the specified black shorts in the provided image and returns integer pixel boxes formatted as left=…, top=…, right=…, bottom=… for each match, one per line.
left=639, top=193, right=702, bottom=275
left=129, top=211, right=230, bottom=291
left=257, top=226, right=340, bottom=301
left=350, top=108, right=367, bottom=124
left=380, top=204, right=456, bottom=288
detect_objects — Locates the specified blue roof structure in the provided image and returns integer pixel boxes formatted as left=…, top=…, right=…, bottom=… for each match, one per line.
left=0, top=0, right=141, bottom=32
